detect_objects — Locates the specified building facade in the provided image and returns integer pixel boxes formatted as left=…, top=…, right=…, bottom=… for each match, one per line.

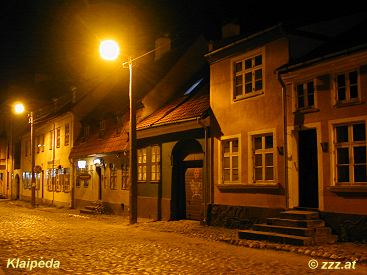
left=279, top=46, right=367, bottom=240
left=17, top=112, right=76, bottom=207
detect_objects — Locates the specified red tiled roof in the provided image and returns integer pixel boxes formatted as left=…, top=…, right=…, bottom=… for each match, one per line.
left=137, top=93, right=209, bottom=130
left=69, top=129, right=128, bottom=159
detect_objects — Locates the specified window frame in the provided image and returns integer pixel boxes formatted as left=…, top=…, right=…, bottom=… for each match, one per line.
left=333, top=121, right=367, bottom=185
left=334, top=69, right=361, bottom=106
left=232, top=49, right=265, bottom=101
left=248, top=129, right=277, bottom=185
left=219, top=135, right=241, bottom=184
left=137, top=145, right=161, bottom=183
left=294, top=79, right=317, bottom=111
left=64, top=123, right=70, bottom=146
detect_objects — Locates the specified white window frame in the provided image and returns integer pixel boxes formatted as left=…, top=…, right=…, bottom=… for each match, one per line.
left=333, top=69, right=361, bottom=105
left=333, top=120, right=366, bottom=185
left=232, top=49, right=265, bottom=101
left=294, top=79, right=317, bottom=110
left=248, top=129, right=277, bottom=185
left=218, top=135, right=241, bottom=184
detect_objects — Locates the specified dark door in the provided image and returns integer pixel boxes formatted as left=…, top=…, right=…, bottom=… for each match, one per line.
left=298, top=129, right=319, bottom=208
left=96, top=167, right=102, bottom=200
left=15, top=174, right=20, bottom=200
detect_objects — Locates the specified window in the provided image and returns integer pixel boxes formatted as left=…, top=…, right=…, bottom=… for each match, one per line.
left=151, top=146, right=160, bottom=181
left=296, top=80, right=315, bottom=109
left=138, top=145, right=161, bottom=183
left=46, top=169, right=56, bottom=191
left=110, top=164, right=117, bottom=190
left=335, top=70, right=359, bottom=104
left=64, top=124, right=70, bottom=146
left=121, top=155, right=129, bottom=190
left=138, top=148, right=147, bottom=181
left=221, top=138, right=239, bottom=183
left=49, top=130, right=54, bottom=150
left=252, top=134, right=274, bottom=182
left=335, top=122, right=366, bottom=184
left=56, top=128, right=61, bottom=148
left=233, top=53, right=263, bottom=100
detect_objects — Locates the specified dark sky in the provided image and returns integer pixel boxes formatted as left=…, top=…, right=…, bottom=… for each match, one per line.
left=0, top=0, right=364, bottom=101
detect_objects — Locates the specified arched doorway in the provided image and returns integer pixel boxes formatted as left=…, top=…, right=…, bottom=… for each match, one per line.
left=171, top=139, right=203, bottom=220
left=15, top=174, right=20, bottom=200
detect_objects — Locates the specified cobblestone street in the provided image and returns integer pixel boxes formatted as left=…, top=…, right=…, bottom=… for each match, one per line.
left=0, top=201, right=366, bottom=275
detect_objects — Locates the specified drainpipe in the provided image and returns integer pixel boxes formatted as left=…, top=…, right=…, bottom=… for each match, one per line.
left=197, top=117, right=208, bottom=224
left=52, top=121, right=56, bottom=206
left=277, top=72, right=289, bottom=210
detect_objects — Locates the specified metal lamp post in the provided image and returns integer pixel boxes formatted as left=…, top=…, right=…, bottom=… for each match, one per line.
left=14, top=103, right=36, bottom=207
left=29, top=111, right=36, bottom=208
left=99, top=40, right=138, bottom=224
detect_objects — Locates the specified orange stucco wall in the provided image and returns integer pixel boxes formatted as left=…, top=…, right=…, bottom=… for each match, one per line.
left=283, top=50, right=367, bottom=215
left=210, top=38, right=289, bottom=209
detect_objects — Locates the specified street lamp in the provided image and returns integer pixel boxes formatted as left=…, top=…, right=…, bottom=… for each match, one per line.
left=13, top=102, right=36, bottom=208
left=99, top=39, right=138, bottom=224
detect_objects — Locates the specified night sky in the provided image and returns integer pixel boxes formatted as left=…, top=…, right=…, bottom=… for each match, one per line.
left=0, top=0, right=364, bottom=102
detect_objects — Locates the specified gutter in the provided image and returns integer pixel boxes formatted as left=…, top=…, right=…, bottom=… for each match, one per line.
left=205, top=24, right=282, bottom=59
left=197, top=117, right=209, bottom=225
left=277, top=71, right=289, bottom=210
left=278, top=42, right=367, bottom=74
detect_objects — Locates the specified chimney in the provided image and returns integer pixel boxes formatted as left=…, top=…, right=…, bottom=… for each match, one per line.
left=154, top=35, right=171, bottom=61
left=222, top=22, right=240, bottom=39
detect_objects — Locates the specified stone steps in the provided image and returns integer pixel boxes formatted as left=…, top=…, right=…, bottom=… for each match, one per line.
left=238, top=209, right=337, bottom=246
left=238, top=230, right=314, bottom=246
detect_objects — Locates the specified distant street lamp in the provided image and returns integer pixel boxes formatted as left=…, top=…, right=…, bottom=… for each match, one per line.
left=13, top=102, right=36, bottom=208
left=99, top=39, right=138, bottom=224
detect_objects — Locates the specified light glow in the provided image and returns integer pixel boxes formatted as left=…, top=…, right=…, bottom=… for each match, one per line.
left=77, top=160, right=87, bottom=169
left=99, top=40, right=120, bottom=61
left=14, top=103, right=25, bottom=114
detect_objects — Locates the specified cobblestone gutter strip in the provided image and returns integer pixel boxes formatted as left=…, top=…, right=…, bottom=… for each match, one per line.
left=135, top=220, right=367, bottom=265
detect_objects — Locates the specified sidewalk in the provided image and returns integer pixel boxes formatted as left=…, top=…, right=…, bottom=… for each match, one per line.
left=2, top=199, right=367, bottom=266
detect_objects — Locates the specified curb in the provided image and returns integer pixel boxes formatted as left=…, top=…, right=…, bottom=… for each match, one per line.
left=220, top=238, right=367, bottom=265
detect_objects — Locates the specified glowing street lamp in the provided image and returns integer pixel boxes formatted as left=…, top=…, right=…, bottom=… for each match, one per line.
left=99, top=39, right=137, bottom=224
left=99, top=40, right=120, bottom=61
left=13, top=102, right=36, bottom=208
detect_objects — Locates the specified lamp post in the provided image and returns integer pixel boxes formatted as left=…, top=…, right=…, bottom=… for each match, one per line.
left=99, top=40, right=138, bottom=224
left=14, top=103, right=36, bottom=208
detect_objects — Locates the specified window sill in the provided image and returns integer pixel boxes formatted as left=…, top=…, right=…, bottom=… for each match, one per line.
left=294, top=108, right=320, bottom=114
left=233, top=91, right=264, bottom=102
left=328, top=185, right=367, bottom=194
left=217, top=183, right=280, bottom=192
left=334, top=101, right=364, bottom=108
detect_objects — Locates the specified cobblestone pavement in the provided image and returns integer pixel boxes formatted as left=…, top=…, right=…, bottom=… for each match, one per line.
left=0, top=200, right=366, bottom=275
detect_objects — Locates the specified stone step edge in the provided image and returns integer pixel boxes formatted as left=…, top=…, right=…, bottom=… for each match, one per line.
left=253, top=223, right=319, bottom=236
left=267, top=218, right=325, bottom=227
left=238, top=229, right=313, bottom=245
